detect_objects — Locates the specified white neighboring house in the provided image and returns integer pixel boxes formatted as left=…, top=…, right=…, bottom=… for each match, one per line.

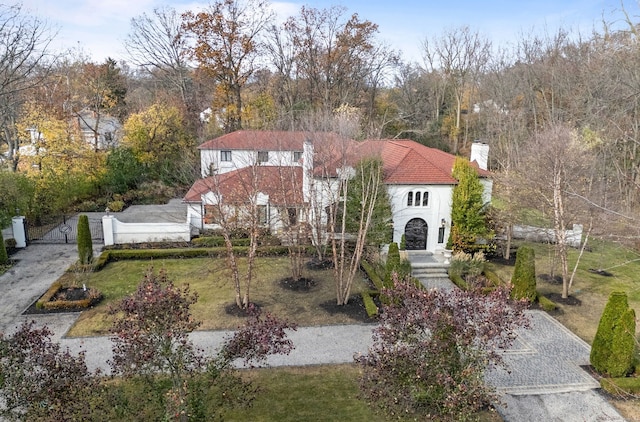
left=73, top=110, right=122, bottom=150
left=185, top=130, right=492, bottom=253
left=21, top=110, right=122, bottom=155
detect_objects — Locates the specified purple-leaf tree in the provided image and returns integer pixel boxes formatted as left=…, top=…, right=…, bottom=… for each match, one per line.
left=109, top=266, right=296, bottom=420
left=109, top=267, right=202, bottom=384
left=221, top=304, right=297, bottom=367
left=0, top=321, right=100, bottom=421
left=355, top=278, right=529, bottom=420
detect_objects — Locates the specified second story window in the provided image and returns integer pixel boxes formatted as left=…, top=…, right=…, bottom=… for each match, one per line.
left=221, top=150, right=232, bottom=161
left=257, top=151, right=269, bottom=163
left=407, top=190, right=429, bottom=207
left=293, top=151, right=303, bottom=162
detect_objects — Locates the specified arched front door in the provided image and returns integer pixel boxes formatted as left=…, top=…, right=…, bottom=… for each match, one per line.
left=405, top=218, right=428, bottom=250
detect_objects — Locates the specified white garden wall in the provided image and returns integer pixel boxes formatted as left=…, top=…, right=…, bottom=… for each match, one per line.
left=102, top=215, right=190, bottom=246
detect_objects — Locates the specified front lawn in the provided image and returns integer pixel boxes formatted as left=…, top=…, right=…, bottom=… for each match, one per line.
left=489, top=239, right=640, bottom=344
left=64, top=256, right=371, bottom=337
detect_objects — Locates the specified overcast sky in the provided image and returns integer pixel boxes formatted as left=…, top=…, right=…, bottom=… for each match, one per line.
left=18, top=0, right=640, bottom=64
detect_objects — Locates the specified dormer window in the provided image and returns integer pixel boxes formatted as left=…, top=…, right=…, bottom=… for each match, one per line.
left=221, top=150, right=232, bottom=161
left=407, top=190, right=429, bottom=207
left=257, top=151, right=269, bottom=163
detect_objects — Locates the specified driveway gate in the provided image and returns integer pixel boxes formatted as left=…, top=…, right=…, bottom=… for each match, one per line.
left=25, top=214, right=103, bottom=244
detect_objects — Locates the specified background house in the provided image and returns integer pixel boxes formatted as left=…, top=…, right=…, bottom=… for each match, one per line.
left=185, top=131, right=491, bottom=253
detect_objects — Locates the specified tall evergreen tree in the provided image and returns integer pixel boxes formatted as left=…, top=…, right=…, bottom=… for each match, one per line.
left=449, top=156, right=487, bottom=252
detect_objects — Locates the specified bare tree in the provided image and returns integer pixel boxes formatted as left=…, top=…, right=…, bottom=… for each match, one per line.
left=0, top=4, right=56, bottom=171
left=515, top=123, right=593, bottom=298
left=125, top=7, right=194, bottom=111
left=422, top=26, right=491, bottom=153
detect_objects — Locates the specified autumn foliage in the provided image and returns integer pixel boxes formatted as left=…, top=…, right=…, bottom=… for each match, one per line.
left=356, top=279, right=528, bottom=420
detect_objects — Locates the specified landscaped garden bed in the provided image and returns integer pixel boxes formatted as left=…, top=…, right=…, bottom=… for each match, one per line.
left=23, top=281, right=103, bottom=314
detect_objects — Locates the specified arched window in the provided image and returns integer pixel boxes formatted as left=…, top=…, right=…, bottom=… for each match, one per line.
left=407, top=190, right=429, bottom=207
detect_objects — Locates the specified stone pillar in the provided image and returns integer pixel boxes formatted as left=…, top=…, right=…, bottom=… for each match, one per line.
left=102, top=215, right=114, bottom=246
left=11, top=216, right=26, bottom=248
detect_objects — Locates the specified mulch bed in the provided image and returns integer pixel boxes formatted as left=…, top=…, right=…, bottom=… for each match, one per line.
left=279, top=277, right=317, bottom=292
left=544, top=292, right=582, bottom=306
left=319, top=295, right=372, bottom=323
left=538, top=273, right=563, bottom=285
left=224, top=302, right=263, bottom=318
left=588, top=268, right=614, bottom=276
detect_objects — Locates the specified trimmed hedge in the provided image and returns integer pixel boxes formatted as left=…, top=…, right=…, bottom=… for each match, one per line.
left=361, top=260, right=384, bottom=290
left=93, top=245, right=312, bottom=270
left=537, top=295, right=557, bottom=312
left=191, top=236, right=251, bottom=247
left=482, top=268, right=503, bottom=287
left=448, top=270, right=469, bottom=290
left=600, top=376, right=640, bottom=396
left=361, top=290, right=379, bottom=318
left=36, top=282, right=103, bottom=310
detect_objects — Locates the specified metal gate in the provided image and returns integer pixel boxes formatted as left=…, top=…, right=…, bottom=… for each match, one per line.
left=25, top=215, right=103, bottom=244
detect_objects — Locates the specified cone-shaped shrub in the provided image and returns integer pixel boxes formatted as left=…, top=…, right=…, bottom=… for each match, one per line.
left=0, top=230, right=8, bottom=265
left=607, top=308, right=637, bottom=377
left=590, top=291, right=629, bottom=374
left=384, top=242, right=401, bottom=288
left=510, top=245, right=536, bottom=301
left=77, top=215, right=93, bottom=265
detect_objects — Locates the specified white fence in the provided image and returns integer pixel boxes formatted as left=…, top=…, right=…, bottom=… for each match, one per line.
left=102, top=216, right=190, bottom=246
left=512, top=224, right=583, bottom=248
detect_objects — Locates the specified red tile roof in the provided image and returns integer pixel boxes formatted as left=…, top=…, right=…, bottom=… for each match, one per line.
left=184, top=166, right=304, bottom=205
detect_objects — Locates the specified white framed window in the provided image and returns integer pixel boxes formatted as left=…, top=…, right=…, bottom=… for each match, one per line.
left=221, top=150, right=232, bottom=161
left=258, top=205, right=269, bottom=224
left=257, top=151, right=269, bottom=163
left=293, top=151, right=303, bottom=162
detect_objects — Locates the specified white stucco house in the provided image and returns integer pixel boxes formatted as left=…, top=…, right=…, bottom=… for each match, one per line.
left=184, top=130, right=491, bottom=253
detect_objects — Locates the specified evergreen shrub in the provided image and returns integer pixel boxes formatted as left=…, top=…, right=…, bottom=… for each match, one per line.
left=77, top=215, right=93, bottom=265
left=510, top=245, right=536, bottom=301
left=590, top=291, right=630, bottom=374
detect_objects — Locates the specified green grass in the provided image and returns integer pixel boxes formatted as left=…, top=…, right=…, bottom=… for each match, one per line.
left=490, top=239, right=640, bottom=344
left=65, top=256, right=369, bottom=337
left=222, top=365, right=502, bottom=422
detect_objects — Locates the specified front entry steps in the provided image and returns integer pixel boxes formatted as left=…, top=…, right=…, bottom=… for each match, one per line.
left=405, top=250, right=455, bottom=290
